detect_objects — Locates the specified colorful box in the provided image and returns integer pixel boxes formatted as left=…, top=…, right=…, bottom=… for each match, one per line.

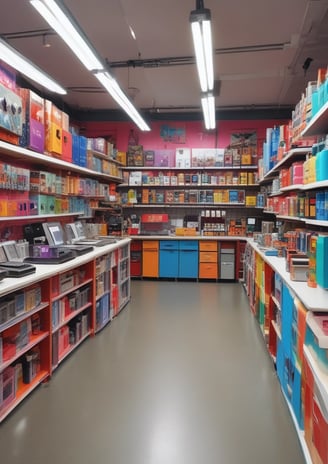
left=19, top=89, right=45, bottom=153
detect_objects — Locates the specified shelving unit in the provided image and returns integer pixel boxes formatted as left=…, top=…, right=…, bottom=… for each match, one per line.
left=0, top=239, right=131, bottom=422
left=244, top=91, right=328, bottom=464
left=0, top=140, right=124, bottom=230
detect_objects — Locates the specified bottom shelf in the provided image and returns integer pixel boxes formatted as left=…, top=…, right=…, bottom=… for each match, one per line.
left=0, top=370, right=49, bottom=423
left=53, top=331, right=91, bottom=370
left=95, top=318, right=111, bottom=334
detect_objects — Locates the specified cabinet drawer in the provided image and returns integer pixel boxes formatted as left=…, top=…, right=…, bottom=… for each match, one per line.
left=199, top=251, right=217, bottom=263
left=160, top=240, right=178, bottom=250
left=199, top=263, right=218, bottom=279
left=199, top=241, right=218, bottom=252
left=179, top=240, right=198, bottom=250
left=142, top=241, right=159, bottom=251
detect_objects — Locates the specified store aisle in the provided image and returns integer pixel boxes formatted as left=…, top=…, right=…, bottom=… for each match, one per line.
left=0, top=281, right=305, bottom=464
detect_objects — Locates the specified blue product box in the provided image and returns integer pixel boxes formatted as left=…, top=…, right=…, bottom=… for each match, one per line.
left=316, top=235, right=328, bottom=289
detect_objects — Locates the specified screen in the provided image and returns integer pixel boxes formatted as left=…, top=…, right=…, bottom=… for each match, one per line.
left=43, top=222, right=65, bottom=246
left=73, top=221, right=85, bottom=239
left=48, top=225, right=64, bottom=246
left=2, top=242, right=20, bottom=261
left=247, top=218, right=256, bottom=225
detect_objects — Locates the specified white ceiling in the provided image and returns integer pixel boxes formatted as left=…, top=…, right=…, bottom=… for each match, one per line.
left=0, top=0, right=328, bottom=118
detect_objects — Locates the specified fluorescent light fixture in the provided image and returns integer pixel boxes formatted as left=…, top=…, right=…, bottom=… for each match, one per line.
left=0, top=37, right=66, bottom=94
left=30, top=0, right=150, bottom=131
left=95, top=72, right=150, bottom=131
left=201, top=93, right=216, bottom=130
left=190, top=0, right=214, bottom=92
left=30, top=0, right=103, bottom=71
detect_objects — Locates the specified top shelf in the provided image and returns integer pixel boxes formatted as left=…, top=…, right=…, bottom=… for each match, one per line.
left=259, top=147, right=311, bottom=183
left=122, top=165, right=258, bottom=171
left=0, top=141, right=123, bottom=183
left=301, top=100, right=328, bottom=137
left=87, top=149, right=124, bottom=166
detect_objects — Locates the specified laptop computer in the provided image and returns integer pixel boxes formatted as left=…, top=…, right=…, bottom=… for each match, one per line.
left=0, top=242, right=36, bottom=277
left=42, top=222, right=94, bottom=256
left=66, top=221, right=117, bottom=247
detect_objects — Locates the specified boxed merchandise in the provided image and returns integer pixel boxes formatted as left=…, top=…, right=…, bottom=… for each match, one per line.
left=44, top=100, right=62, bottom=156
left=0, top=83, right=22, bottom=136
left=19, top=89, right=45, bottom=153
left=175, top=148, right=191, bottom=168
left=154, top=149, right=175, bottom=167
left=62, top=130, right=72, bottom=162
left=127, top=145, right=143, bottom=166
left=143, top=150, right=155, bottom=166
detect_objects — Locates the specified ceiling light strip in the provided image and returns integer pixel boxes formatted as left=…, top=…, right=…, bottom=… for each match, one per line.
left=30, top=0, right=103, bottom=71
left=0, top=38, right=66, bottom=94
left=30, top=0, right=150, bottom=130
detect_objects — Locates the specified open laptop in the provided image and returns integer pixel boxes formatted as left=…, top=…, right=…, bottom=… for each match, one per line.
left=0, top=242, right=36, bottom=277
left=66, top=221, right=117, bottom=247
left=42, top=222, right=94, bottom=256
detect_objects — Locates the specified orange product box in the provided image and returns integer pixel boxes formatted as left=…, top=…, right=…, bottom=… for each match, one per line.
left=62, top=130, right=72, bottom=162
left=142, top=188, right=149, bottom=203
left=44, top=100, right=63, bottom=156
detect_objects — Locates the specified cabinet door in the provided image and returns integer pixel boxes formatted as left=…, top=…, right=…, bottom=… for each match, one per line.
left=142, top=250, right=158, bottom=277
left=159, top=250, right=179, bottom=278
left=179, top=250, right=198, bottom=278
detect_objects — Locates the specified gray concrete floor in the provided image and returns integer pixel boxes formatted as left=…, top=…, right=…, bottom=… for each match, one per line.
left=0, top=281, right=306, bottom=464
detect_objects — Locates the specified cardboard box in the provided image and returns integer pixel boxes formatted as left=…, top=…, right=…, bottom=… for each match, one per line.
left=19, top=89, right=45, bottom=153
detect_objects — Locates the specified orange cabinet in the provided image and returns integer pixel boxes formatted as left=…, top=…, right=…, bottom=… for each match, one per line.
left=142, top=241, right=159, bottom=277
left=199, top=241, right=218, bottom=279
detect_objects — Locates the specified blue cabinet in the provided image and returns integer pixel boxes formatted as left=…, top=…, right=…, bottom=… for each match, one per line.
left=179, top=241, right=198, bottom=278
left=159, top=241, right=179, bottom=278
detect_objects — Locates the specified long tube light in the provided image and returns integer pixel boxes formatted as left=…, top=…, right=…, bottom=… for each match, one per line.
left=201, top=93, right=215, bottom=130
left=0, top=38, right=66, bottom=94
left=30, top=0, right=103, bottom=71
left=30, top=0, right=150, bottom=131
left=190, top=1, right=214, bottom=92
left=95, top=72, right=150, bottom=131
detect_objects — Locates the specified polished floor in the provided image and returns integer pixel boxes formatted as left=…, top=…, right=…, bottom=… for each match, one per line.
left=0, top=281, right=306, bottom=464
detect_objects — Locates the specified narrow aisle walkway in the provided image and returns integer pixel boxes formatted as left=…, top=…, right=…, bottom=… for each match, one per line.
left=0, top=281, right=305, bottom=464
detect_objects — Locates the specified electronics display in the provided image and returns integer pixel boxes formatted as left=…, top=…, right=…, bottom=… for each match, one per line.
left=67, top=221, right=117, bottom=247
left=24, top=245, right=74, bottom=264
left=0, top=242, right=36, bottom=277
left=42, top=222, right=93, bottom=256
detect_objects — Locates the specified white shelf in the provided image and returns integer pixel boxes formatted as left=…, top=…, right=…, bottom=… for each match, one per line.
left=0, top=212, right=84, bottom=222
left=259, top=147, right=311, bottom=182
left=271, top=320, right=281, bottom=339
left=301, top=180, right=328, bottom=191
left=305, top=219, right=328, bottom=226
left=250, top=240, right=328, bottom=311
left=271, top=295, right=281, bottom=311
left=275, top=215, right=305, bottom=222
left=122, top=203, right=247, bottom=208
left=303, top=346, right=328, bottom=413
left=119, top=183, right=257, bottom=188
left=301, top=100, right=328, bottom=137
left=0, top=140, right=123, bottom=183
left=280, top=184, right=304, bottom=192
left=122, top=165, right=258, bottom=171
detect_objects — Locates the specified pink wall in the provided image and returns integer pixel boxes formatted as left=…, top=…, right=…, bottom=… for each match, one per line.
left=82, top=118, right=287, bottom=153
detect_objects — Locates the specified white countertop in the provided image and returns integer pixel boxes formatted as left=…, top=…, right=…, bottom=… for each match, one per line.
left=249, top=240, right=328, bottom=311
left=0, top=238, right=131, bottom=298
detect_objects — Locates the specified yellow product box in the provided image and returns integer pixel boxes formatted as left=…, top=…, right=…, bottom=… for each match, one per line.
left=241, top=151, right=252, bottom=165
left=245, top=195, right=257, bottom=206
left=239, top=172, right=248, bottom=185
left=175, top=227, right=196, bottom=236
left=116, top=151, right=126, bottom=165
left=247, top=172, right=255, bottom=184
left=308, top=156, right=316, bottom=183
